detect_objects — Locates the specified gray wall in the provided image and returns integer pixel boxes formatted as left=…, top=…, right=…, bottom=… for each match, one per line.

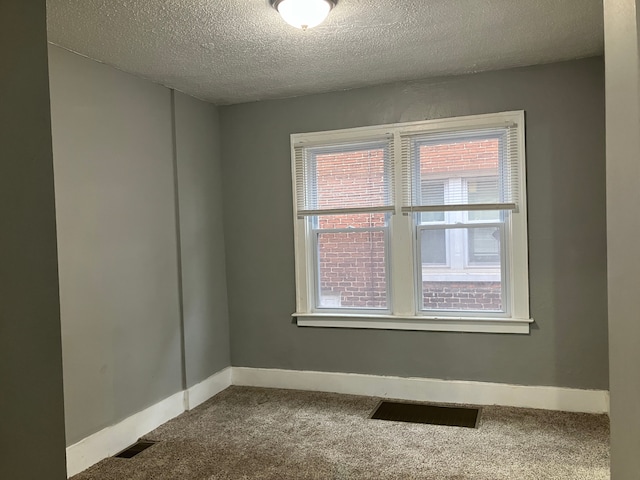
left=604, top=0, right=640, bottom=477
left=174, top=91, right=231, bottom=387
left=49, top=45, right=183, bottom=445
left=49, top=46, right=231, bottom=445
left=220, top=57, right=608, bottom=390
left=0, top=2, right=67, bottom=478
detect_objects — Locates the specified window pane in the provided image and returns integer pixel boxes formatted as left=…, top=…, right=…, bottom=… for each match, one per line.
left=420, top=182, right=445, bottom=223
left=419, top=138, right=501, bottom=207
left=316, top=228, right=388, bottom=310
left=468, top=226, right=500, bottom=264
left=422, top=280, right=503, bottom=312
left=467, top=178, right=500, bottom=221
left=420, top=229, right=446, bottom=265
left=420, top=225, right=503, bottom=312
left=313, top=146, right=390, bottom=211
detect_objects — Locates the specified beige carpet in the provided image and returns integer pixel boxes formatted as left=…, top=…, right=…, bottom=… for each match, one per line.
left=72, top=386, right=610, bottom=479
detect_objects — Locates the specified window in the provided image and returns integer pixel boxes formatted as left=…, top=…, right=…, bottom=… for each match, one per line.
left=292, top=112, right=531, bottom=334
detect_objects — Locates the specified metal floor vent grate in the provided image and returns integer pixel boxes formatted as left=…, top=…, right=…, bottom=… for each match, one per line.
left=370, top=401, right=480, bottom=428
left=114, top=440, right=157, bottom=459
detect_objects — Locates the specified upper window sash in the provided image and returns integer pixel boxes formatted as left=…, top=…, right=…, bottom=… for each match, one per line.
left=293, top=136, right=395, bottom=218
left=400, top=123, right=522, bottom=214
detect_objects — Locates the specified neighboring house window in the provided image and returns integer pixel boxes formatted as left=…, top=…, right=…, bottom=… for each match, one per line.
left=292, top=111, right=531, bottom=334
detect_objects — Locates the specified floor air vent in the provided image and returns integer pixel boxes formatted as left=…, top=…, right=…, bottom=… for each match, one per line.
left=371, top=401, right=480, bottom=428
left=114, top=440, right=157, bottom=458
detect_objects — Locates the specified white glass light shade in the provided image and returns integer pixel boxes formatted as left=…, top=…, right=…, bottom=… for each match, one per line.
left=274, top=0, right=334, bottom=30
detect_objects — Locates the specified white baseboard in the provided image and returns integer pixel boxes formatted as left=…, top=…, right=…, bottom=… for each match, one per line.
left=65, top=390, right=185, bottom=477
left=232, top=367, right=610, bottom=414
left=186, top=367, right=233, bottom=410
left=66, top=367, right=232, bottom=478
left=66, top=366, right=608, bottom=477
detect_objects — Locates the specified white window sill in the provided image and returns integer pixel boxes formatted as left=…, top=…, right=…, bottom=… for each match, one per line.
left=293, top=313, right=533, bottom=334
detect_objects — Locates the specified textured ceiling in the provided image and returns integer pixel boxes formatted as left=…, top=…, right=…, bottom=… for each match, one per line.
left=46, top=0, right=604, bottom=105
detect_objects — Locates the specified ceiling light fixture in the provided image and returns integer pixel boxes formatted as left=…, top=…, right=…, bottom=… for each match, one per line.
left=271, top=0, right=336, bottom=30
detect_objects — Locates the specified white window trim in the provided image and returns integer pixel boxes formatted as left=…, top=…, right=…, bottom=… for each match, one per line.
left=291, top=111, right=532, bottom=334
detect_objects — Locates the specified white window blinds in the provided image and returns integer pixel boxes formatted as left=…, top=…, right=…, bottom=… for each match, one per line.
left=400, top=123, right=521, bottom=213
left=294, top=137, right=395, bottom=217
